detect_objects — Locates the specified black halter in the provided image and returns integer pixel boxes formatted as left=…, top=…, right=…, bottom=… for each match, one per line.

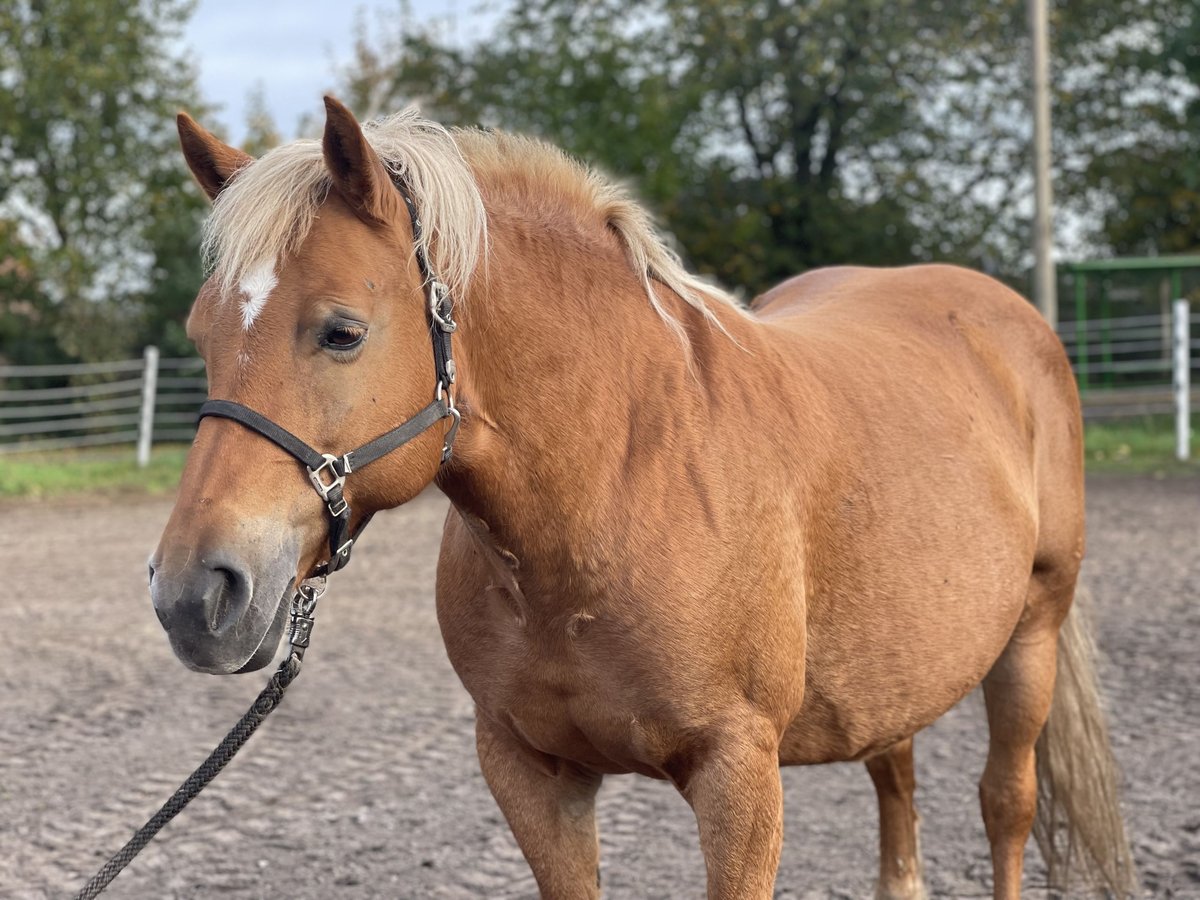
left=198, top=188, right=460, bottom=576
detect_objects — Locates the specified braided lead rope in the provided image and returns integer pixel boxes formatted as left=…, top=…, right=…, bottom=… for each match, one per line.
left=75, top=583, right=321, bottom=899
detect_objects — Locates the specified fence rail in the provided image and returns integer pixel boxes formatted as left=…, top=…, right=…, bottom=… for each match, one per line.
left=0, top=349, right=206, bottom=464
left=0, top=358, right=146, bottom=378
left=0, top=301, right=1195, bottom=464
left=1059, top=300, right=1193, bottom=460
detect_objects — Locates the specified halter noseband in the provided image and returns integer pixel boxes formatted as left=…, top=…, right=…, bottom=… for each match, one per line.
left=197, top=186, right=460, bottom=576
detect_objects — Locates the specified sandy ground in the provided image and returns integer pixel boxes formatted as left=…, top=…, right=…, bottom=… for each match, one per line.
left=0, top=475, right=1196, bottom=899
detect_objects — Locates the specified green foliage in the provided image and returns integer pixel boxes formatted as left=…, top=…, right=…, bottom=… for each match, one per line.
left=242, top=84, right=283, bottom=157
left=341, top=0, right=1198, bottom=295
left=1055, top=0, right=1200, bottom=259
left=0, top=0, right=209, bottom=364
left=1, top=0, right=1195, bottom=368
left=0, top=219, right=59, bottom=365
left=340, top=0, right=1040, bottom=294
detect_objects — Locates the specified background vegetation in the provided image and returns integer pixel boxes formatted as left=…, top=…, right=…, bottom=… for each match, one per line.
left=0, top=0, right=210, bottom=365
left=343, top=0, right=1199, bottom=296
left=1, top=0, right=1197, bottom=367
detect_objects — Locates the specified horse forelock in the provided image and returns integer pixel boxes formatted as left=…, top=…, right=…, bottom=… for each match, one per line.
left=200, top=107, right=741, bottom=335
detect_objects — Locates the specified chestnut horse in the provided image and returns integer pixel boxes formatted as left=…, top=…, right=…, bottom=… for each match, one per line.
left=150, top=97, right=1134, bottom=898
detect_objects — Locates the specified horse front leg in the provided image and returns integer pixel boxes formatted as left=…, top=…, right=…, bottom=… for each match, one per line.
left=476, top=714, right=603, bottom=899
left=865, top=737, right=928, bottom=899
left=677, top=716, right=784, bottom=900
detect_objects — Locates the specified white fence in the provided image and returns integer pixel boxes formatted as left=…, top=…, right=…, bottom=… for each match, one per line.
left=1059, top=300, right=1195, bottom=460
left=0, top=348, right=206, bottom=465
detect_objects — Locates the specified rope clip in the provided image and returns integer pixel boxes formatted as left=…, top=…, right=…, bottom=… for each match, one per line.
left=287, top=579, right=325, bottom=659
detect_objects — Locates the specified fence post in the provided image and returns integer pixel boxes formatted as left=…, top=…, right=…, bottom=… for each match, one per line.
left=137, top=346, right=159, bottom=468
left=1174, top=300, right=1191, bottom=462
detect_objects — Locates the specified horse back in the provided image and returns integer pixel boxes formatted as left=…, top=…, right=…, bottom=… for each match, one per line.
left=751, top=264, right=1080, bottom=452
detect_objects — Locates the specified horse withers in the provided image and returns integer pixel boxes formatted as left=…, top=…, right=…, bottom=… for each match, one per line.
left=149, top=96, right=1134, bottom=898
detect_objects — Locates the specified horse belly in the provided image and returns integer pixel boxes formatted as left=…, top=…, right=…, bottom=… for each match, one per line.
left=779, top=546, right=1033, bottom=765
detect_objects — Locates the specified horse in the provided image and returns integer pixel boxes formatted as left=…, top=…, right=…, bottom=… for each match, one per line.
left=149, top=96, right=1134, bottom=899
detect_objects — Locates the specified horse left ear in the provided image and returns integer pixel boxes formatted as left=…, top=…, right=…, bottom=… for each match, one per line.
left=322, top=95, right=396, bottom=224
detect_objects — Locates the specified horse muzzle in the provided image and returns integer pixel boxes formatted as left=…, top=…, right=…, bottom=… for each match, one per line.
left=149, top=539, right=298, bottom=674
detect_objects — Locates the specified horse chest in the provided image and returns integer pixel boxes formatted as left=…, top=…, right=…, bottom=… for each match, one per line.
left=438, top=509, right=809, bottom=774
left=439, top=515, right=648, bottom=770
left=496, top=656, right=610, bottom=756
left=460, top=616, right=658, bottom=773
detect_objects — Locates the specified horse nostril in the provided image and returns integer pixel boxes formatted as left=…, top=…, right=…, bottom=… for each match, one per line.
left=209, top=567, right=236, bottom=633
left=150, top=555, right=256, bottom=640
left=203, top=565, right=251, bottom=636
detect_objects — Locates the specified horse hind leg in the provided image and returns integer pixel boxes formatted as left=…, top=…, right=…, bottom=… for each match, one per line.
left=978, top=572, right=1066, bottom=900
left=865, top=737, right=928, bottom=900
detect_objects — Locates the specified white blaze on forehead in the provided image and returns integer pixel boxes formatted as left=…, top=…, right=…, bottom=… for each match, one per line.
left=237, top=259, right=278, bottom=330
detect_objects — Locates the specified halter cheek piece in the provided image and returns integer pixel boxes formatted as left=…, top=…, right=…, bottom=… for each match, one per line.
left=197, top=188, right=459, bottom=577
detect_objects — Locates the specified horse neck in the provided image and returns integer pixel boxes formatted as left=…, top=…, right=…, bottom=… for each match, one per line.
left=435, top=208, right=752, bottom=561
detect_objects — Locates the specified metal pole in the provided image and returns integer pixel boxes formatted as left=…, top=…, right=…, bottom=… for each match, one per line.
left=1030, top=0, right=1057, bottom=328
left=137, top=346, right=159, bottom=468
left=1174, top=300, right=1190, bottom=462
left=1074, top=273, right=1088, bottom=392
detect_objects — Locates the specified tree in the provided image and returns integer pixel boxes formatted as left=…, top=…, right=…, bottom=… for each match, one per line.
left=1056, top=0, right=1200, bottom=257
left=0, top=0, right=209, bottom=361
left=0, top=219, right=57, bottom=366
left=339, top=0, right=1200, bottom=295
left=339, top=0, right=1040, bottom=294
left=242, top=84, right=283, bottom=157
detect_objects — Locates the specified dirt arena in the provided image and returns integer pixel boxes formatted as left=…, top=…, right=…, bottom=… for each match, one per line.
left=1, top=475, right=1196, bottom=898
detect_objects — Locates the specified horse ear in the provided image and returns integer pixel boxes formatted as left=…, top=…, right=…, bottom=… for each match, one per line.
left=322, top=95, right=395, bottom=224
left=176, top=113, right=252, bottom=201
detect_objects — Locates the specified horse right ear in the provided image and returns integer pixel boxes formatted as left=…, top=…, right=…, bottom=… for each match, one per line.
left=177, top=112, right=253, bottom=201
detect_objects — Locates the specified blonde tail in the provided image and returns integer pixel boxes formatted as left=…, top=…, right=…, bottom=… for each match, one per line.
left=1033, top=597, right=1136, bottom=895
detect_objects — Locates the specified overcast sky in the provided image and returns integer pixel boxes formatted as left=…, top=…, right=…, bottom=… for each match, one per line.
left=183, top=0, right=502, bottom=143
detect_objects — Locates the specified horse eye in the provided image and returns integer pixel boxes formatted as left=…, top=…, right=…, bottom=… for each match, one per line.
left=322, top=324, right=367, bottom=351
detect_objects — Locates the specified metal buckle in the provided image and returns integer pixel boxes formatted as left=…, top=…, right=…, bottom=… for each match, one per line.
left=436, top=379, right=461, bottom=462
left=327, top=495, right=348, bottom=518
left=429, top=281, right=457, bottom=332
left=441, top=406, right=461, bottom=462
left=307, top=453, right=348, bottom=502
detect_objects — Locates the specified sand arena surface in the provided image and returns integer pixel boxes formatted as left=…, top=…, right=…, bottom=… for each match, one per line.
left=1, top=476, right=1196, bottom=898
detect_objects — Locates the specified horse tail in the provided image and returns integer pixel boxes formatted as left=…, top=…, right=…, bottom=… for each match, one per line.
left=1033, top=596, right=1136, bottom=895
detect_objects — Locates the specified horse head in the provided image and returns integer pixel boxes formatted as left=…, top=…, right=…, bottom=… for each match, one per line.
left=150, top=98, right=461, bottom=673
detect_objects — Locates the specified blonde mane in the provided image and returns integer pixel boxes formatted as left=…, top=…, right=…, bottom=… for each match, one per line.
left=203, top=107, right=742, bottom=334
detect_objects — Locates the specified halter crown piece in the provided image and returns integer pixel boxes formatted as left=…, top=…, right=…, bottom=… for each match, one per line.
left=197, top=183, right=461, bottom=576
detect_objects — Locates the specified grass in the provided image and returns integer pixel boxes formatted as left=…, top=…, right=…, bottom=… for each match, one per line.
left=1084, top=419, right=1198, bottom=476
left=0, top=445, right=190, bottom=499
left=0, top=421, right=1194, bottom=500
